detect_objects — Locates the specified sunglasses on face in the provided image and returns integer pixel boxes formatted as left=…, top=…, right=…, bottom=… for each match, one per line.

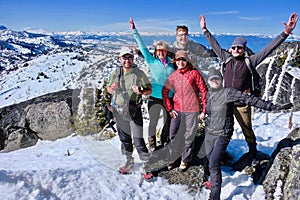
left=231, top=46, right=244, bottom=50
left=175, top=57, right=187, bottom=62
left=122, top=56, right=133, bottom=61
left=156, top=49, right=167, bottom=53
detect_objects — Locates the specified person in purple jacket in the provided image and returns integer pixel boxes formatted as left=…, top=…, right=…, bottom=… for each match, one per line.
left=200, top=13, right=298, bottom=166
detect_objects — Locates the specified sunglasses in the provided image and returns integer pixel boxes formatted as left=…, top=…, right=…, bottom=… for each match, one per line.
left=122, top=56, right=133, bottom=61
left=156, top=49, right=167, bottom=53
left=231, top=46, right=244, bottom=50
left=175, top=57, right=187, bottom=61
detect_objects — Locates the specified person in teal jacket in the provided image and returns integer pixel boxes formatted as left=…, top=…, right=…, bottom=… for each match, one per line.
left=130, top=17, right=175, bottom=151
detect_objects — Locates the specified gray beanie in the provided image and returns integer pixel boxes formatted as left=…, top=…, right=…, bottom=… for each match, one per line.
left=207, top=68, right=223, bottom=80
left=231, top=36, right=247, bottom=47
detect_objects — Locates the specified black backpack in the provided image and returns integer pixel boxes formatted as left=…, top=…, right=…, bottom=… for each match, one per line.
left=221, top=56, right=262, bottom=96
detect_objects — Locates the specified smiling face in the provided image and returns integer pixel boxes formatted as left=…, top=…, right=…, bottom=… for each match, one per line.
left=230, top=45, right=245, bottom=57
left=120, top=54, right=134, bottom=70
left=208, top=77, right=222, bottom=89
left=176, top=29, right=188, bottom=47
left=155, top=46, right=168, bottom=60
left=175, top=57, right=187, bottom=69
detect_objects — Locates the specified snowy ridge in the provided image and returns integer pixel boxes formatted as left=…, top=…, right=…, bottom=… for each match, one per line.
left=1, top=26, right=300, bottom=199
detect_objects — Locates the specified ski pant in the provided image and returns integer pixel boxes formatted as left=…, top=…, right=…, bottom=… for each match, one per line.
left=147, top=96, right=172, bottom=148
left=205, top=134, right=231, bottom=200
left=168, top=111, right=199, bottom=163
left=113, top=106, right=149, bottom=161
left=234, top=105, right=257, bottom=159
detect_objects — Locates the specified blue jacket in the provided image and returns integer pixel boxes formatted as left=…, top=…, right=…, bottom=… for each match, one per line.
left=132, top=29, right=175, bottom=99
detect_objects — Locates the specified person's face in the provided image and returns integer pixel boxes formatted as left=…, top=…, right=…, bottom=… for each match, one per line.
left=176, top=30, right=188, bottom=46
left=155, top=47, right=167, bottom=60
left=208, top=78, right=222, bottom=89
left=230, top=45, right=245, bottom=57
left=120, top=54, right=134, bottom=68
left=175, top=57, right=187, bottom=69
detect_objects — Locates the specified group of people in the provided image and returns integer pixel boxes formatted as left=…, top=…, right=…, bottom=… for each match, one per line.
left=106, top=13, right=298, bottom=199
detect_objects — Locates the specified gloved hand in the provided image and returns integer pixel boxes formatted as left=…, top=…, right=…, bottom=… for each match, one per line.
left=273, top=102, right=293, bottom=110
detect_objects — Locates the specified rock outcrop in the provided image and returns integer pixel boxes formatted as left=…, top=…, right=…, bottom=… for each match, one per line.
left=261, top=127, right=300, bottom=200
left=0, top=89, right=77, bottom=152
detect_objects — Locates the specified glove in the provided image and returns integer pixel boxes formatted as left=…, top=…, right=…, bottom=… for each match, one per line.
left=274, top=103, right=293, bottom=110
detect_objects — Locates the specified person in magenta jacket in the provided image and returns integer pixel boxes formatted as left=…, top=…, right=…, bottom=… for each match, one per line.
left=162, top=50, right=207, bottom=171
left=130, top=17, right=175, bottom=151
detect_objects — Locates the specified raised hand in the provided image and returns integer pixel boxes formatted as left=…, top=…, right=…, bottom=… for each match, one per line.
left=199, top=15, right=207, bottom=32
left=130, top=17, right=135, bottom=30
left=283, top=13, right=298, bottom=34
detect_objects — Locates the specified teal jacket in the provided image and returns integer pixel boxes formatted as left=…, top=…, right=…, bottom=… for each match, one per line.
left=132, top=29, right=174, bottom=99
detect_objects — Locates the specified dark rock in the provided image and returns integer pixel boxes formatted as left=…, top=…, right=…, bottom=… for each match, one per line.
left=261, top=127, right=300, bottom=199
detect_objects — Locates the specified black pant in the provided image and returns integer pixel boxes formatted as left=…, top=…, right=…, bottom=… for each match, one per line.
left=205, top=134, right=231, bottom=200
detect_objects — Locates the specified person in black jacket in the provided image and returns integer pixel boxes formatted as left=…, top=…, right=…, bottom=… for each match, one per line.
left=200, top=13, right=298, bottom=164
left=204, top=68, right=292, bottom=200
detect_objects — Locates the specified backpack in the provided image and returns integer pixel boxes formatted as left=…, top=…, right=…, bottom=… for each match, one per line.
left=221, top=56, right=262, bottom=96
left=114, top=65, right=142, bottom=105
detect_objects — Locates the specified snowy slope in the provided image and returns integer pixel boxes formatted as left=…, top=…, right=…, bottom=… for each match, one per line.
left=1, top=30, right=300, bottom=200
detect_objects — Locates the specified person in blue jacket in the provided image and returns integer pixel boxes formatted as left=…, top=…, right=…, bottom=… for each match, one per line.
left=130, top=17, right=175, bottom=151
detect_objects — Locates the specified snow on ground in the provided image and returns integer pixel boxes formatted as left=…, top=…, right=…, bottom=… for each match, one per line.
left=1, top=41, right=299, bottom=199
left=0, top=111, right=299, bottom=200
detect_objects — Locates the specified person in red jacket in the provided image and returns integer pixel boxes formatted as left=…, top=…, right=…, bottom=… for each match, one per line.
left=162, top=50, right=207, bottom=171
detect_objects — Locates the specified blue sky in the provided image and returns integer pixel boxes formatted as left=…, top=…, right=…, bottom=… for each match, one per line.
left=1, top=0, right=300, bottom=35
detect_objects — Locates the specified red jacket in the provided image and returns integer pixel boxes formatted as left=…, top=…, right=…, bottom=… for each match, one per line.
left=162, top=67, right=207, bottom=113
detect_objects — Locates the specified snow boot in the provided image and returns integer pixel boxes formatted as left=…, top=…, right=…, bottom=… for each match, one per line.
left=141, top=162, right=154, bottom=182
left=119, top=157, right=134, bottom=174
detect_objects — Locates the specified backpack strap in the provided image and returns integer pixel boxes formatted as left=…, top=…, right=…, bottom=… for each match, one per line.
left=244, top=57, right=262, bottom=95
left=113, top=66, right=129, bottom=105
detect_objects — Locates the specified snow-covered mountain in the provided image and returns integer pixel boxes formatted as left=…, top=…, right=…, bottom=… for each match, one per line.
left=1, top=26, right=300, bottom=200
left=3, top=26, right=299, bottom=74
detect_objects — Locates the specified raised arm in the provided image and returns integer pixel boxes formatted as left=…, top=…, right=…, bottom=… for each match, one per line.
left=130, top=17, right=136, bottom=30
left=130, top=17, right=154, bottom=62
left=199, top=14, right=230, bottom=62
left=200, top=15, right=207, bottom=33
left=283, top=12, right=298, bottom=34
left=250, top=13, right=299, bottom=66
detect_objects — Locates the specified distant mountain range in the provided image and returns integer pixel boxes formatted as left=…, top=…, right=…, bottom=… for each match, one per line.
left=1, top=26, right=300, bottom=72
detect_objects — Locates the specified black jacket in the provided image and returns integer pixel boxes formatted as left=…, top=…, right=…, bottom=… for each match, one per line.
left=205, top=87, right=275, bottom=137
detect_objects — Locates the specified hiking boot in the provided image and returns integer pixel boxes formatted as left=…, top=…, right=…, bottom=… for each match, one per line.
left=205, top=180, right=212, bottom=189
left=119, top=157, right=134, bottom=174
left=179, top=162, right=188, bottom=172
left=168, top=162, right=175, bottom=170
left=143, top=172, right=154, bottom=182
left=141, top=162, right=153, bottom=181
